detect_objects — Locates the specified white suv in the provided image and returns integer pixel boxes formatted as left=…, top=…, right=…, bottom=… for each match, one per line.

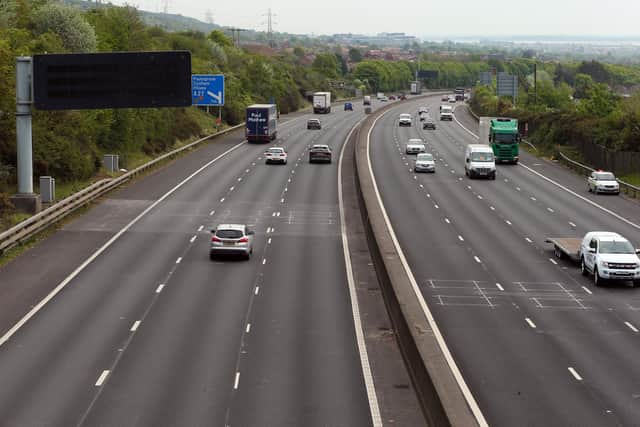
left=580, top=232, right=640, bottom=286
left=398, top=113, right=412, bottom=127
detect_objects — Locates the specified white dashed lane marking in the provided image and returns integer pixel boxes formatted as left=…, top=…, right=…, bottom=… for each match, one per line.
left=130, top=321, right=141, bottom=332
left=625, top=322, right=639, bottom=333
left=156, top=284, right=165, bottom=293
left=525, top=318, right=537, bottom=329
left=95, top=370, right=110, bottom=387
left=234, top=372, right=241, bottom=390
left=568, top=367, right=583, bottom=381
left=198, top=225, right=204, bottom=232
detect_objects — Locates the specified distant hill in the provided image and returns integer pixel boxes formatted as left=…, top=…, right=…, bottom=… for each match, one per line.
left=62, top=0, right=219, bottom=33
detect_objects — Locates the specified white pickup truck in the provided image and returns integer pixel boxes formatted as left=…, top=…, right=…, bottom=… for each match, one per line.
left=546, top=232, right=640, bottom=286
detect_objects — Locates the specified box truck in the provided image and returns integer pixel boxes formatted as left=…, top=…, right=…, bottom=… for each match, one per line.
left=246, top=104, right=278, bottom=143
left=313, top=92, right=331, bottom=114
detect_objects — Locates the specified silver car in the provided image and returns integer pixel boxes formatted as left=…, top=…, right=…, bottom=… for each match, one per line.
left=210, top=224, right=254, bottom=259
left=414, top=153, right=435, bottom=173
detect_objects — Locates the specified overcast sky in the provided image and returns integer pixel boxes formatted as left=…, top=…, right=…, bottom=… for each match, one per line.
left=109, top=0, right=640, bottom=38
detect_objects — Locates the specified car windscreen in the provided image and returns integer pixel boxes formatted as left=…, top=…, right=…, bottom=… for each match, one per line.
left=470, top=152, right=494, bottom=162
left=599, top=240, right=635, bottom=254
left=216, top=229, right=243, bottom=239
left=595, top=172, right=615, bottom=181
left=417, top=154, right=433, bottom=161
left=312, top=146, right=329, bottom=151
left=267, top=148, right=284, bottom=153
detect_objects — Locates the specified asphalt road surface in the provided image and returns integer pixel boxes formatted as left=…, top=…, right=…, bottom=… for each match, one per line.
left=0, top=103, right=384, bottom=427
left=369, top=97, right=640, bottom=426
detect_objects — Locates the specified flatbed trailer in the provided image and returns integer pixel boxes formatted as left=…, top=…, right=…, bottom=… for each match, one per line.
left=545, top=237, right=582, bottom=262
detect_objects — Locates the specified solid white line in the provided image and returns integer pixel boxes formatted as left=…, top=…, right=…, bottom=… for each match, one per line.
left=130, top=321, right=141, bottom=332
left=550, top=258, right=558, bottom=265
left=568, top=367, right=583, bottom=381
left=625, top=322, right=639, bottom=333
left=156, top=284, right=165, bottom=293
left=95, top=370, right=110, bottom=387
left=246, top=323, right=251, bottom=333
left=339, top=118, right=383, bottom=427
left=582, top=286, right=593, bottom=295
left=233, top=372, right=240, bottom=390
left=176, top=257, right=182, bottom=264
left=496, top=283, right=504, bottom=291
left=366, top=109, right=487, bottom=427
left=190, top=235, right=197, bottom=243
left=474, top=256, right=482, bottom=263
left=198, top=225, right=204, bottom=232
left=525, top=318, right=536, bottom=329
left=0, top=138, right=248, bottom=348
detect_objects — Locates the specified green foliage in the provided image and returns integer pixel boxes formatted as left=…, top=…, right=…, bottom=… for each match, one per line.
left=353, top=60, right=412, bottom=92
left=577, top=83, right=619, bottom=116
left=31, top=2, right=96, bottom=52
left=312, top=53, right=340, bottom=79
left=348, top=47, right=362, bottom=62
left=573, top=73, right=593, bottom=99
left=208, top=30, right=233, bottom=48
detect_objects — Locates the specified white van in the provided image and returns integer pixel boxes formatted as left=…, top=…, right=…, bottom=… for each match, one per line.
left=465, top=144, right=496, bottom=179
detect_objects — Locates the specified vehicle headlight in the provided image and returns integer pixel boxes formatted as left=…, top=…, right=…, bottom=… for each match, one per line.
left=601, top=261, right=609, bottom=268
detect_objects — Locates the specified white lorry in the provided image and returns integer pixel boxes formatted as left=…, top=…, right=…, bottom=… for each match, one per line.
left=313, top=92, right=331, bottom=114
left=439, top=105, right=453, bottom=121
left=546, top=232, right=640, bottom=286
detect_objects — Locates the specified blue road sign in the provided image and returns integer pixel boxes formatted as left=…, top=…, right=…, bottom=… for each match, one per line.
left=192, top=74, right=224, bottom=106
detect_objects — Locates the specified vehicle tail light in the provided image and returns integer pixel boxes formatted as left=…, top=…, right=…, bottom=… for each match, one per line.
left=238, top=237, right=249, bottom=243
left=212, top=236, right=222, bottom=242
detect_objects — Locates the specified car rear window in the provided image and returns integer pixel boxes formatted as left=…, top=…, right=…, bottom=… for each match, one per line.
left=216, top=229, right=243, bottom=238
left=268, top=148, right=284, bottom=153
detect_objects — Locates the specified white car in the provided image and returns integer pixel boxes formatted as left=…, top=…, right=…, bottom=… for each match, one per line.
left=264, top=146, right=287, bottom=164
left=210, top=224, right=255, bottom=260
left=405, top=138, right=426, bottom=154
left=414, top=153, right=435, bottom=173
left=588, top=171, right=620, bottom=194
left=379, top=96, right=389, bottom=102
left=580, top=232, right=640, bottom=286
left=398, top=113, right=412, bottom=127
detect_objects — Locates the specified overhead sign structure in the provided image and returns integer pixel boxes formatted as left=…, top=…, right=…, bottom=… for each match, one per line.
left=33, top=51, right=192, bottom=110
left=479, top=71, right=492, bottom=86
left=192, top=74, right=225, bottom=106
left=497, top=72, right=518, bottom=102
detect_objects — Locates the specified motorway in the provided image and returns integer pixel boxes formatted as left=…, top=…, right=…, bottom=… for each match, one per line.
left=0, top=103, right=392, bottom=426
left=369, top=96, right=640, bottom=425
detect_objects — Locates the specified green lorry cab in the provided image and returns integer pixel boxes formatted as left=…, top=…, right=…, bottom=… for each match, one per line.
left=489, top=118, right=520, bottom=163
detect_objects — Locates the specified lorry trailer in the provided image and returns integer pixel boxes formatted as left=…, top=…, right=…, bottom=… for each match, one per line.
left=246, top=104, right=278, bottom=143
left=313, top=92, right=332, bottom=114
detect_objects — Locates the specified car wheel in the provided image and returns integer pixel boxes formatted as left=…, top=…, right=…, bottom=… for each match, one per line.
left=594, top=267, right=604, bottom=286
left=581, top=257, right=589, bottom=276
left=634, top=280, right=640, bottom=287
left=209, top=252, right=216, bottom=261
left=588, top=185, right=591, bottom=193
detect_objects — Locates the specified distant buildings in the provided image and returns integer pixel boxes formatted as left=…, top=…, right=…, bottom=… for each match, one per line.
left=331, top=32, right=418, bottom=47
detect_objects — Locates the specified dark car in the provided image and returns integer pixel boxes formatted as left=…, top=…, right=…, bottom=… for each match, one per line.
left=423, top=120, right=436, bottom=130
left=389, top=95, right=397, bottom=100
left=307, top=118, right=321, bottom=130
left=309, top=144, right=332, bottom=163
left=344, top=102, right=353, bottom=111
left=399, top=94, right=407, bottom=100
